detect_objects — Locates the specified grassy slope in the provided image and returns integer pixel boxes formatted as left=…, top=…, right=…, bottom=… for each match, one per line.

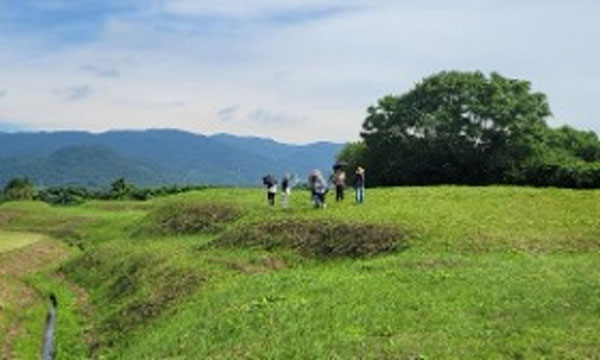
left=1, top=186, right=600, bottom=358
left=0, top=202, right=144, bottom=358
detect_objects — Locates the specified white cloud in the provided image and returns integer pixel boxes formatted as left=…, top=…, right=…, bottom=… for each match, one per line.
left=0, top=1, right=599, bottom=142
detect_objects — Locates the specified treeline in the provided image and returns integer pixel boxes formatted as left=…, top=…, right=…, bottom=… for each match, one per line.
left=0, top=177, right=210, bottom=205
left=338, top=71, right=600, bottom=188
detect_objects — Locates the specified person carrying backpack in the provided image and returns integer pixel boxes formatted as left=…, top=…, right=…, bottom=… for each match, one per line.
left=312, top=170, right=328, bottom=209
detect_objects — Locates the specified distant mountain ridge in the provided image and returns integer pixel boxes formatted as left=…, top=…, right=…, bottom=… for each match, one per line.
left=0, top=130, right=344, bottom=188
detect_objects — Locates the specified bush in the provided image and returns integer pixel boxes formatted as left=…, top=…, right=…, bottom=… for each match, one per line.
left=3, top=177, right=35, bottom=200
left=36, top=186, right=88, bottom=205
left=511, top=158, right=600, bottom=188
left=215, top=219, right=408, bottom=258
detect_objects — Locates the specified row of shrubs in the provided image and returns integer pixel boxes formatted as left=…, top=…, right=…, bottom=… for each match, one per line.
left=1, top=177, right=211, bottom=205
left=36, top=183, right=210, bottom=205
left=509, top=159, right=600, bottom=189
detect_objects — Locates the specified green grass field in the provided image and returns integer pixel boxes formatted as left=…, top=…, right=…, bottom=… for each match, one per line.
left=1, top=186, right=599, bottom=358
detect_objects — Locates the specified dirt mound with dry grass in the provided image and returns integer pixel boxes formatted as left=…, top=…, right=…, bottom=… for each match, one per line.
left=215, top=219, right=409, bottom=258
left=135, top=201, right=242, bottom=236
left=0, top=239, right=69, bottom=276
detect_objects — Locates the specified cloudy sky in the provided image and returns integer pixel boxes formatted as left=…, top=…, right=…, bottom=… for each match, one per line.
left=0, top=0, right=598, bottom=143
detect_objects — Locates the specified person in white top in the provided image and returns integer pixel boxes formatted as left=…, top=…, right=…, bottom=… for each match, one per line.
left=281, top=173, right=291, bottom=208
left=262, top=174, right=277, bottom=206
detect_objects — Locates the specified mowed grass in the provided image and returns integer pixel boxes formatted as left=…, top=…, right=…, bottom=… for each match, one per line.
left=122, top=253, right=600, bottom=359
left=1, top=186, right=600, bottom=358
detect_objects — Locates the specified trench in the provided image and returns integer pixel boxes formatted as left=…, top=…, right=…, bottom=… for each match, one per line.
left=42, top=293, right=58, bottom=360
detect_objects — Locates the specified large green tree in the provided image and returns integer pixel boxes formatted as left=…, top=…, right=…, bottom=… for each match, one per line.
left=359, top=71, right=552, bottom=185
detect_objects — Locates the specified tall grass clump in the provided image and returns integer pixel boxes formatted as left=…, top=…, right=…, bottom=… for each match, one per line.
left=216, top=219, right=409, bottom=258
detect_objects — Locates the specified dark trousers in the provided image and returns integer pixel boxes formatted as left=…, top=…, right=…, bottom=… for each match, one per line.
left=267, top=192, right=275, bottom=206
left=335, top=185, right=344, bottom=201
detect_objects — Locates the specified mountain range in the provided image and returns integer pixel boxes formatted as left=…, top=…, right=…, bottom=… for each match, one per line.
left=0, top=130, right=344, bottom=188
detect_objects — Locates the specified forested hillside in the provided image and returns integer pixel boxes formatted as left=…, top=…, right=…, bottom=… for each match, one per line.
left=0, top=130, right=343, bottom=188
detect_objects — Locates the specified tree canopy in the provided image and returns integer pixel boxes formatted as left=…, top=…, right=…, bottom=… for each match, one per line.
left=339, top=70, right=600, bottom=188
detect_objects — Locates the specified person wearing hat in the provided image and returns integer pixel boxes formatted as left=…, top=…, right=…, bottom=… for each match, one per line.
left=353, top=167, right=365, bottom=204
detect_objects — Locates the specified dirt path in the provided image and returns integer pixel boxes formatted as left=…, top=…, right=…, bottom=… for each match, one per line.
left=0, top=236, right=70, bottom=359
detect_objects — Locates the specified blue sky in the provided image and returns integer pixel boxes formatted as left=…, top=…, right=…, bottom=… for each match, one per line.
left=0, top=0, right=598, bottom=143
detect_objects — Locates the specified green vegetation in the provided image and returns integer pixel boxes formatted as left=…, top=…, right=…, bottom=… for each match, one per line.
left=1, top=176, right=211, bottom=207
left=341, top=71, right=600, bottom=188
left=15, top=272, right=90, bottom=359
left=1, top=187, right=599, bottom=358
left=2, top=177, right=35, bottom=201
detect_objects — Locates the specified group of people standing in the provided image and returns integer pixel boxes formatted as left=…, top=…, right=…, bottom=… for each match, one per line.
left=262, top=165, right=365, bottom=208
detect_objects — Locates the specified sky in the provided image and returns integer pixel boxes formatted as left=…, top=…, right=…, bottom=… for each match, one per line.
left=0, top=0, right=598, bottom=143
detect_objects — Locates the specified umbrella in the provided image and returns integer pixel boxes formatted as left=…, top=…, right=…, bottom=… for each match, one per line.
left=262, top=174, right=276, bottom=185
left=332, top=161, right=348, bottom=170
